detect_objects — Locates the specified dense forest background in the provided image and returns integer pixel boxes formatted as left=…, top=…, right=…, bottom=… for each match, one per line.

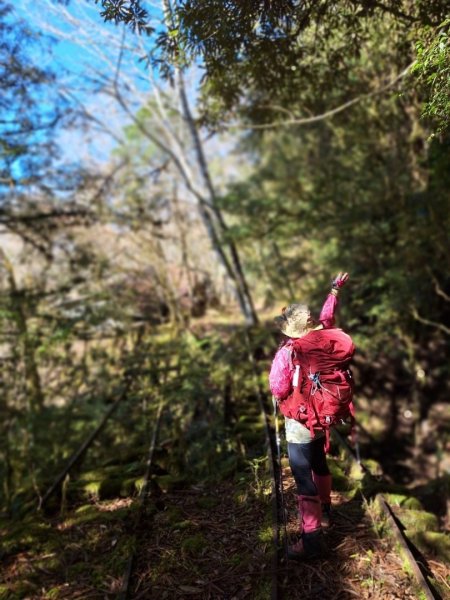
left=0, top=0, right=449, bottom=587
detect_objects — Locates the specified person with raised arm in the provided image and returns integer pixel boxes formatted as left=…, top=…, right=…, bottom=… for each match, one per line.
left=269, top=273, right=354, bottom=560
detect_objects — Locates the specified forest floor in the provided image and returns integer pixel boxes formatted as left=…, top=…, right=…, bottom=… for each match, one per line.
left=1, top=317, right=449, bottom=599
left=280, top=463, right=449, bottom=600
left=130, top=460, right=450, bottom=600
left=2, top=447, right=449, bottom=599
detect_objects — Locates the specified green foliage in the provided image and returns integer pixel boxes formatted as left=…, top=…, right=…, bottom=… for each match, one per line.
left=161, top=1, right=448, bottom=130
left=1, top=2, right=449, bottom=591
left=381, top=494, right=423, bottom=511
left=94, top=0, right=153, bottom=34
left=412, top=19, right=450, bottom=133
left=215, top=52, right=450, bottom=415
left=257, top=524, right=273, bottom=544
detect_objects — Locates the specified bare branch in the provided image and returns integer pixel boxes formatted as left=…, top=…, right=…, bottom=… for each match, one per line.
left=426, top=267, right=450, bottom=302
left=0, top=209, right=93, bottom=225
left=227, top=63, right=415, bottom=131
left=410, top=306, right=450, bottom=336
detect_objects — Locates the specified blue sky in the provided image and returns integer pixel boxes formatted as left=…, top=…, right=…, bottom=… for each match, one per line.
left=11, top=1, right=163, bottom=77
left=8, top=0, right=164, bottom=166
left=3, top=1, right=228, bottom=200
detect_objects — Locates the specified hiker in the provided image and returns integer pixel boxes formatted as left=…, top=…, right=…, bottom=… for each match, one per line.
left=269, top=273, right=355, bottom=560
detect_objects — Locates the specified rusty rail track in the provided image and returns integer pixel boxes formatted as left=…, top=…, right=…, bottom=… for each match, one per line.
left=332, top=427, right=441, bottom=600
left=118, top=398, right=165, bottom=600
left=245, top=329, right=285, bottom=600
left=30, top=328, right=444, bottom=600
left=39, top=372, right=135, bottom=510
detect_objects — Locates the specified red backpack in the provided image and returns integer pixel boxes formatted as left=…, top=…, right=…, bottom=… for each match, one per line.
left=279, top=328, right=355, bottom=451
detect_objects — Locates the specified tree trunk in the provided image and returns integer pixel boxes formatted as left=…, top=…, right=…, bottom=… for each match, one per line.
left=172, top=184, right=195, bottom=302
left=162, top=0, right=258, bottom=326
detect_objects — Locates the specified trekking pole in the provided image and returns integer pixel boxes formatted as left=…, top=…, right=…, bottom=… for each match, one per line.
left=350, top=417, right=361, bottom=464
left=273, top=396, right=289, bottom=561
left=354, top=424, right=361, bottom=464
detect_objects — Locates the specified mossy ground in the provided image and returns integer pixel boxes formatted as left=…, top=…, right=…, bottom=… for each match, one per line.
left=2, top=441, right=449, bottom=600
left=1, top=327, right=448, bottom=599
left=1, top=498, right=137, bottom=599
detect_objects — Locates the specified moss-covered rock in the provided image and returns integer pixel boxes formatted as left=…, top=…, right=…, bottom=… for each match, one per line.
left=362, top=459, right=383, bottom=478
left=76, top=476, right=128, bottom=501
left=328, top=459, right=353, bottom=491
left=382, top=494, right=423, bottom=510
left=406, top=530, right=450, bottom=562
left=153, top=474, right=187, bottom=493
left=393, top=508, right=439, bottom=532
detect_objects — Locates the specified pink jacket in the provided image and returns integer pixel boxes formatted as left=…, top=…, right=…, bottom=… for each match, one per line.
left=269, top=293, right=338, bottom=399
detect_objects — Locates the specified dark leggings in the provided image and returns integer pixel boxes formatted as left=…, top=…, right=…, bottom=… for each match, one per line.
left=287, top=436, right=330, bottom=496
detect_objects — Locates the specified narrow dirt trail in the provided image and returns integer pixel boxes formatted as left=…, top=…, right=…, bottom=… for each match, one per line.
left=281, top=464, right=422, bottom=600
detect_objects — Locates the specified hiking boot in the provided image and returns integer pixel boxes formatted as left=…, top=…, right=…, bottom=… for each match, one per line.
left=287, top=530, right=327, bottom=561
left=288, top=495, right=328, bottom=560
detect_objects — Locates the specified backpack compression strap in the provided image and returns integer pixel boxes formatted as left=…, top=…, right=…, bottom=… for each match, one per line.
left=292, top=362, right=356, bottom=453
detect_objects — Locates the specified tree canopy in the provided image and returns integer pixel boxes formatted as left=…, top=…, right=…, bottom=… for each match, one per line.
left=93, top=0, right=450, bottom=133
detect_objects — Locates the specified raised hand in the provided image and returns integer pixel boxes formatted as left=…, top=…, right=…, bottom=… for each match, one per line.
left=331, top=272, right=349, bottom=290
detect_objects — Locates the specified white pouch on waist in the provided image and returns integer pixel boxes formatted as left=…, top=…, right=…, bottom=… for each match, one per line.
left=293, top=365, right=300, bottom=388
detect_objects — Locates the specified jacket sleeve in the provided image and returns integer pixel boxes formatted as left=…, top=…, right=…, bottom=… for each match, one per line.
left=319, top=293, right=339, bottom=329
left=269, top=345, right=293, bottom=399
